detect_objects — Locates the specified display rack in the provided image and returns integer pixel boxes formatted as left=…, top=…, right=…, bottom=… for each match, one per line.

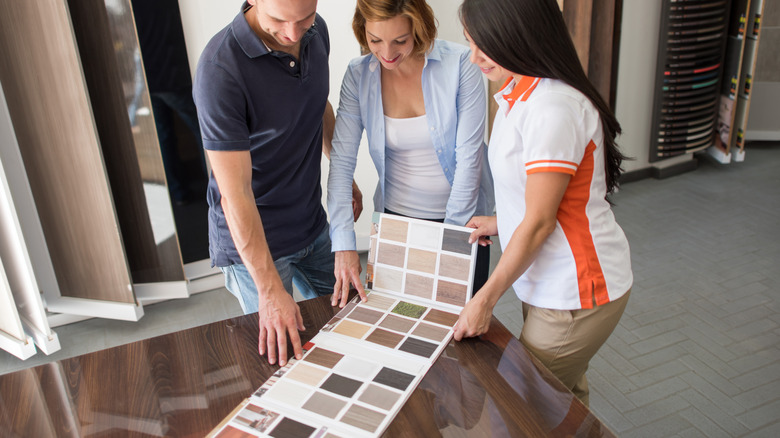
left=710, top=0, right=764, bottom=163
left=0, top=0, right=220, bottom=360
left=649, top=0, right=732, bottom=162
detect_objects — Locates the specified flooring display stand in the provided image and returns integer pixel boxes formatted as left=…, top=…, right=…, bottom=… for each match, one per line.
left=0, top=1, right=222, bottom=359
left=210, top=214, right=477, bottom=437
left=649, top=0, right=732, bottom=162
left=710, top=0, right=765, bottom=163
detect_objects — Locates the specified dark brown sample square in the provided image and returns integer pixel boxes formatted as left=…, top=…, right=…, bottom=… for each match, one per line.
left=320, top=373, right=363, bottom=398
left=269, top=417, right=315, bottom=438
left=373, top=367, right=415, bottom=391
left=441, top=228, right=472, bottom=255
left=398, top=337, right=438, bottom=358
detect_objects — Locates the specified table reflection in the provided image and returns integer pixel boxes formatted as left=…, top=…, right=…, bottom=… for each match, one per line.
left=0, top=297, right=614, bottom=437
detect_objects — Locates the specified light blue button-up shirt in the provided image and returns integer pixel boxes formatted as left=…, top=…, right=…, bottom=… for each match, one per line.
left=328, top=39, right=493, bottom=251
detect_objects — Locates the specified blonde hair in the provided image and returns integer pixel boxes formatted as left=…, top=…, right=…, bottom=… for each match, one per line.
left=352, top=0, right=437, bottom=56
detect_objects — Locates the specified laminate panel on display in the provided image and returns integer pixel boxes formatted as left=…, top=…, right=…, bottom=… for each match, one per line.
left=0, top=259, right=36, bottom=360
left=66, top=0, right=187, bottom=292
left=0, top=155, right=59, bottom=355
left=0, top=295, right=615, bottom=437
left=0, top=85, right=60, bottom=356
left=563, top=0, right=595, bottom=71
left=587, top=0, right=622, bottom=108
left=0, top=1, right=135, bottom=304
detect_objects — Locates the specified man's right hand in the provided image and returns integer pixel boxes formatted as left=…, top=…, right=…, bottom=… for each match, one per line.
left=258, top=287, right=305, bottom=366
left=333, top=250, right=367, bottom=308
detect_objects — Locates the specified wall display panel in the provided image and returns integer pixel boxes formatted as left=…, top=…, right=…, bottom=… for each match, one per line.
left=649, top=0, right=731, bottom=162
left=0, top=1, right=137, bottom=305
left=712, top=0, right=764, bottom=161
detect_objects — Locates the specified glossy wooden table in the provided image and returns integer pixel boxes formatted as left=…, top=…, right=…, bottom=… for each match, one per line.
left=0, top=295, right=615, bottom=437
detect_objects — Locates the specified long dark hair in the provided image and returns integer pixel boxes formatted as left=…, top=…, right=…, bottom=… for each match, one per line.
left=460, top=0, right=626, bottom=195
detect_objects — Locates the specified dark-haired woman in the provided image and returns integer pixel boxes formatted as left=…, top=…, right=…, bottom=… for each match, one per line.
left=453, top=0, right=632, bottom=407
left=328, top=0, right=493, bottom=306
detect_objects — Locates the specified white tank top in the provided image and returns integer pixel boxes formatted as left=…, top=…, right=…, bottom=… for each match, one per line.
left=384, top=115, right=450, bottom=219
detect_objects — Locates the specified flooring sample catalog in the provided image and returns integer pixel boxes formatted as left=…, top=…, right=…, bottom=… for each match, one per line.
left=211, top=213, right=477, bottom=437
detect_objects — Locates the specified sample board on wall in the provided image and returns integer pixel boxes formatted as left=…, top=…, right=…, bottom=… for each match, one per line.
left=711, top=0, right=765, bottom=162
left=211, top=214, right=476, bottom=437
left=648, top=0, right=732, bottom=162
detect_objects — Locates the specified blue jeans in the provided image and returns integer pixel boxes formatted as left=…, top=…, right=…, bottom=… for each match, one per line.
left=220, top=226, right=335, bottom=314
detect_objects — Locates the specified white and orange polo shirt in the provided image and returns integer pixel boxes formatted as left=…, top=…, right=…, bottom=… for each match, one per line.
left=489, top=76, right=632, bottom=310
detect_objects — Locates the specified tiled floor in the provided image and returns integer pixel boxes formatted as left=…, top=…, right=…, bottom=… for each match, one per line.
left=2, top=143, right=778, bottom=436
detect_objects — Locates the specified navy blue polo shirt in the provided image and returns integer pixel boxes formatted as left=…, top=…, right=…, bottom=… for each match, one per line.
left=193, top=4, right=329, bottom=265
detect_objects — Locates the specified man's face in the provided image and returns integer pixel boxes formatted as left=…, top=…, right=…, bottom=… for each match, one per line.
left=250, top=0, right=318, bottom=48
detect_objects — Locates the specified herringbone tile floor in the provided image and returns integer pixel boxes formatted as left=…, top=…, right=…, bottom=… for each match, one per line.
left=494, top=142, right=780, bottom=437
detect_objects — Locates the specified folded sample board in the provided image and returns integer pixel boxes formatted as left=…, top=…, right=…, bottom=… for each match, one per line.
left=211, top=213, right=477, bottom=437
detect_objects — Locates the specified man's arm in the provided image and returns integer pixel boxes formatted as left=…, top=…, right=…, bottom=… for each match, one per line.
left=207, top=149, right=304, bottom=366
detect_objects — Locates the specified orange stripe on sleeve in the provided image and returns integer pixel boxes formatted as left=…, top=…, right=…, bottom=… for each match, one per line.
left=527, top=166, right=576, bottom=176
left=525, top=160, right=578, bottom=175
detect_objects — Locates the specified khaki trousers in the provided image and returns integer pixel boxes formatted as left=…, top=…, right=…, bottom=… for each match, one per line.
left=520, top=290, right=631, bottom=407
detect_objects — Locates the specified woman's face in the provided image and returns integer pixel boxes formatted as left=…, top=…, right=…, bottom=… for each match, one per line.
left=464, top=30, right=511, bottom=82
left=365, top=15, right=415, bottom=71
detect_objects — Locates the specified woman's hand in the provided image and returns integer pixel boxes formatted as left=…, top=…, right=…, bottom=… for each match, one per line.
left=332, top=250, right=367, bottom=308
left=453, top=293, right=495, bottom=341
left=466, top=215, right=498, bottom=247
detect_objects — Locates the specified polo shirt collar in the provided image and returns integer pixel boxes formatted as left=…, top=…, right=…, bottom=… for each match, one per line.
left=233, top=2, right=271, bottom=58
left=232, top=2, right=320, bottom=59
left=496, top=75, right=541, bottom=110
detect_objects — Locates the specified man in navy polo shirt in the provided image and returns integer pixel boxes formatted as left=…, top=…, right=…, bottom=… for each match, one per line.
left=194, top=0, right=362, bottom=367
